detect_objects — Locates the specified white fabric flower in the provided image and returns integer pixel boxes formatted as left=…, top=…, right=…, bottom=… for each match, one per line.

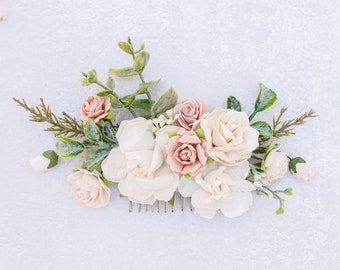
left=30, top=153, right=51, bottom=173
left=200, top=108, right=259, bottom=166
left=293, top=161, right=316, bottom=182
left=68, top=169, right=111, bottom=208
left=101, top=118, right=179, bottom=204
left=178, top=162, right=254, bottom=219
left=265, top=149, right=289, bottom=181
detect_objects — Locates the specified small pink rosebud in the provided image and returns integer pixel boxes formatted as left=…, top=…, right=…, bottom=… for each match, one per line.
left=80, top=95, right=111, bottom=122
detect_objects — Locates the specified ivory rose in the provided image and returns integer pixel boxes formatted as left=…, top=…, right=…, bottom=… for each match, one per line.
left=101, top=118, right=179, bottom=204
left=68, top=169, right=111, bottom=208
left=293, top=161, right=316, bottom=182
left=200, top=108, right=259, bottom=166
left=165, top=130, right=208, bottom=176
left=178, top=162, right=254, bottom=219
left=80, top=95, right=111, bottom=122
left=174, top=98, right=208, bottom=130
left=265, top=149, right=289, bottom=181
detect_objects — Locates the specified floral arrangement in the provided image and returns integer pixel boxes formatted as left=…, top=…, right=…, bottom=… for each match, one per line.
left=14, top=38, right=318, bottom=219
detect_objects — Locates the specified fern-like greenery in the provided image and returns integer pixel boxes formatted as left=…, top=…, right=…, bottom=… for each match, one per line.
left=272, top=107, right=318, bottom=137
left=13, top=98, right=84, bottom=138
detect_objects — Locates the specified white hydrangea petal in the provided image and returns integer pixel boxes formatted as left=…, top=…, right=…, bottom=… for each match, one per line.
left=178, top=177, right=199, bottom=197
left=220, top=193, right=253, bottom=218
left=194, top=207, right=217, bottom=219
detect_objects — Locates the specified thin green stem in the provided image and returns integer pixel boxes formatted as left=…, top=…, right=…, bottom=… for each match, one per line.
left=248, top=111, right=257, bottom=122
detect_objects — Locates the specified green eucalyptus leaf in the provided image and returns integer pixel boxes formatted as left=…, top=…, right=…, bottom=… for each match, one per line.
left=109, top=95, right=124, bottom=109
left=254, top=83, right=277, bottom=113
left=84, top=149, right=111, bottom=171
left=226, top=96, right=242, bottom=111
left=134, top=43, right=145, bottom=54
left=118, top=41, right=133, bottom=54
left=87, top=69, right=97, bottom=84
left=145, top=79, right=161, bottom=92
left=101, top=177, right=116, bottom=187
left=84, top=120, right=102, bottom=142
left=102, top=121, right=117, bottom=143
left=55, top=136, right=84, bottom=158
left=96, top=90, right=113, bottom=97
left=106, top=75, right=115, bottom=90
left=251, top=121, right=273, bottom=137
left=120, top=95, right=135, bottom=107
left=289, top=157, right=306, bottom=173
left=109, top=67, right=137, bottom=77
left=42, top=150, right=59, bottom=169
left=134, top=84, right=149, bottom=96
left=151, top=87, right=178, bottom=116
left=133, top=51, right=150, bottom=73
left=131, top=99, right=152, bottom=118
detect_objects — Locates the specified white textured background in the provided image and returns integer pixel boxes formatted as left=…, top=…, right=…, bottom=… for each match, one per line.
left=1, top=1, right=339, bottom=269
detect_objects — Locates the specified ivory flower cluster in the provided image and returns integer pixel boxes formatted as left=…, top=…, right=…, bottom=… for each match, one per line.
left=16, top=38, right=317, bottom=218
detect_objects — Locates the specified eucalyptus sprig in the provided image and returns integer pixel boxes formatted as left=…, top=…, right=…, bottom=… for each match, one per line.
left=13, top=98, right=84, bottom=138
left=272, top=107, right=318, bottom=137
left=256, top=185, right=293, bottom=215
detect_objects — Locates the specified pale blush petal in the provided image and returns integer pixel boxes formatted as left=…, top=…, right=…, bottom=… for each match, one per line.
left=167, top=155, right=183, bottom=174
left=220, top=193, right=253, bottom=218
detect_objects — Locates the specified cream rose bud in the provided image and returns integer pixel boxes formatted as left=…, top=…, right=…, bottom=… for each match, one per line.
left=265, top=149, right=289, bottom=181
left=80, top=95, right=111, bottom=123
left=30, top=150, right=58, bottom=173
left=68, top=169, right=111, bottom=208
left=200, top=108, right=259, bottom=166
left=293, top=161, right=317, bottom=181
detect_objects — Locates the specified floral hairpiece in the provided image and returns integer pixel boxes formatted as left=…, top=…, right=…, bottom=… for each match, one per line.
left=14, top=37, right=318, bottom=219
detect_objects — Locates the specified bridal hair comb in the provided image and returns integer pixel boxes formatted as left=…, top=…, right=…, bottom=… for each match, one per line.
left=14, top=37, right=317, bottom=219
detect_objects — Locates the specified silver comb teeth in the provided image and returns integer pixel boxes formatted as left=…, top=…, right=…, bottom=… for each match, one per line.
left=128, top=193, right=194, bottom=213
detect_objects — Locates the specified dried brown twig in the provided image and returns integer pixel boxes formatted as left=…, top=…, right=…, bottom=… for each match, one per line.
left=13, top=98, right=84, bottom=138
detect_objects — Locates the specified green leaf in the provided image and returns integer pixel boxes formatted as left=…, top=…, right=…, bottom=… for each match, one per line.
left=134, top=43, right=145, bottom=54
left=87, top=69, right=97, bottom=84
left=131, top=99, right=152, bottom=118
left=145, top=79, right=161, bottom=92
left=120, top=95, right=135, bottom=107
left=101, top=177, right=116, bottom=187
left=289, top=157, right=306, bottom=173
left=109, top=67, right=137, bottom=77
left=84, top=149, right=111, bottom=171
left=168, top=194, right=176, bottom=206
left=133, top=51, right=150, bottom=73
left=96, top=90, right=113, bottom=97
left=118, top=41, right=133, bottom=54
left=251, top=121, right=273, bottom=137
left=151, top=87, right=178, bottom=116
left=102, top=121, right=117, bottom=143
left=134, top=84, right=149, bottom=96
left=226, top=96, right=242, bottom=111
left=42, top=150, right=58, bottom=169
left=255, top=83, right=277, bottom=112
left=55, top=136, right=84, bottom=158
left=109, top=95, right=124, bottom=109
left=84, top=120, right=102, bottom=142
left=106, top=75, right=115, bottom=90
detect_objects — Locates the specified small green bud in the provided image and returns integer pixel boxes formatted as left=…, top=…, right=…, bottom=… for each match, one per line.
left=168, top=131, right=177, bottom=138
left=184, top=174, right=191, bottom=179
left=275, top=207, right=284, bottom=215
left=283, top=187, right=293, bottom=196
left=195, top=128, right=205, bottom=139
left=207, top=157, right=214, bottom=164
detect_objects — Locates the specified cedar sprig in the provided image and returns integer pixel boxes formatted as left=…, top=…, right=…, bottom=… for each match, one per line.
left=272, top=106, right=318, bottom=137
left=13, top=98, right=84, bottom=138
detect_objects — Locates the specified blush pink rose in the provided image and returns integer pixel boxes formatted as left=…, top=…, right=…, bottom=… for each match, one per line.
left=81, top=95, right=111, bottom=122
left=165, top=130, right=208, bottom=176
left=173, top=98, right=208, bottom=130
